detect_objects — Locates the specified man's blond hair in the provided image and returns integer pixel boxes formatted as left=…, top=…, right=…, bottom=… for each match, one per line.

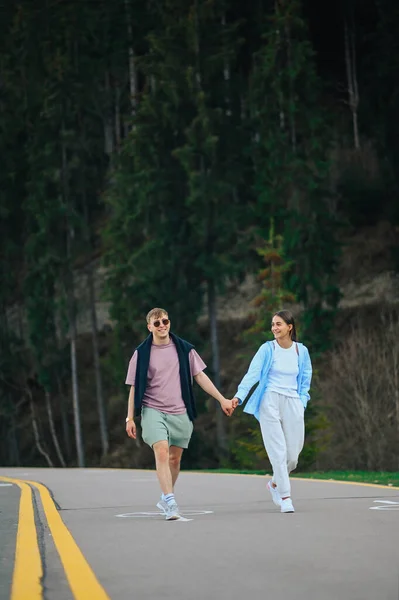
left=146, top=307, right=168, bottom=324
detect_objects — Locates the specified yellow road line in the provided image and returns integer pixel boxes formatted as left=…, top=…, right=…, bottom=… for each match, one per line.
left=26, top=479, right=111, bottom=600
left=1, top=476, right=110, bottom=600
left=0, top=477, right=43, bottom=600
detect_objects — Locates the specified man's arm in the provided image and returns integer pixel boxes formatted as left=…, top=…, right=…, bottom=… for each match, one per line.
left=194, top=371, right=233, bottom=416
left=126, top=386, right=137, bottom=438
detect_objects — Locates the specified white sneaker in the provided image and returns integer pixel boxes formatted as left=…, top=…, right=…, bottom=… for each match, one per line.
left=156, top=498, right=169, bottom=514
left=165, top=501, right=181, bottom=521
left=267, top=480, right=282, bottom=507
left=280, top=498, right=295, bottom=513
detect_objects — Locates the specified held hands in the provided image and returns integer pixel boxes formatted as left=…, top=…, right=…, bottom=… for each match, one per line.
left=220, top=397, right=240, bottom=417
left=220, top=398, right=234, bottom=416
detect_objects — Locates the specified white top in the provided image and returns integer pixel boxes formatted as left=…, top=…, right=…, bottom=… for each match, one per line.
left=265, top=341, right=299, bottom=398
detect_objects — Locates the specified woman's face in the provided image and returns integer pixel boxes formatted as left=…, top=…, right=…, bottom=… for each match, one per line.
left=271, top=315, right=292, bottom=341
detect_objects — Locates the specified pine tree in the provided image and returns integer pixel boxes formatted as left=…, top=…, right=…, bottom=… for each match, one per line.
left=250, top=0, right=341, bottom=352
left=103, top=0, right=205, bottom=346
left=245, top=219, right=296, bottom=346
left=172, top=0, right=249, bottom=456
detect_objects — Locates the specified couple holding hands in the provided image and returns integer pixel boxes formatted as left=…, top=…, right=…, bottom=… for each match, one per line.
left=125, top=307, right=312, bottom=520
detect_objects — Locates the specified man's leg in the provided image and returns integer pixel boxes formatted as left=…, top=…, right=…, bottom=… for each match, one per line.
left=166, top=412, right=193, bottom=492
left=153, top=441, right=180, bottom=519
left=153, top=440, right=173, bottom=495
left=169, top=446, right=184, bottom=489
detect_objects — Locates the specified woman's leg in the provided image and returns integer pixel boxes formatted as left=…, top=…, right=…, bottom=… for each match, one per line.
left=281, top=396, right=305, bottom=477
left=259, top=392, right=291, bottom=498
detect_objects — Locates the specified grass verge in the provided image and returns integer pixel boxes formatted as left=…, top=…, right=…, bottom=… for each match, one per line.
left=199, top=470, right=399, bottom=487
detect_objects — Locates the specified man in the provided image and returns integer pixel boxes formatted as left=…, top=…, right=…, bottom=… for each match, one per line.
left=125, top=307, right=233, bottom=520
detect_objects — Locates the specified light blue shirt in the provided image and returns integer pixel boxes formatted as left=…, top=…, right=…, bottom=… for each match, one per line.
left=234, top=340, right=312, bottom=420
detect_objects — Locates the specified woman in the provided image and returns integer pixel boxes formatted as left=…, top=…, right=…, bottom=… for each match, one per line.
left=232, top=310, right=312, bottom=513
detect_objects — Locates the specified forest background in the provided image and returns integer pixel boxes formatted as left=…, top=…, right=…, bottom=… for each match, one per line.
left=1, top=0, right=398, bottom=473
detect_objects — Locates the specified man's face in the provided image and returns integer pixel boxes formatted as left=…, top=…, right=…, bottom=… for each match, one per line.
left=147, top=313, right=170, bottom=341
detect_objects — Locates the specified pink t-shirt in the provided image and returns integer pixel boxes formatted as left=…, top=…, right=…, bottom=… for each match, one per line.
left=125, top=341, right=206, bottom=414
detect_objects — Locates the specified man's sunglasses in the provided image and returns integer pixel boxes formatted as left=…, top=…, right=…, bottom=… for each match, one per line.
left=152, top=318, right=170, bottom=328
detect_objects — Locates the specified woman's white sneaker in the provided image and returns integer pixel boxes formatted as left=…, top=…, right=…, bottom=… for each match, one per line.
left=280, top=498, right=295, bottom=513
left=267, top=480, right=282, bottom=507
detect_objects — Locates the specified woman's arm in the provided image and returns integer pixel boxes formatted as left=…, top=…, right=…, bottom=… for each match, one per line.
left=299, top=348, right=312, bottom=408
left=233, top=343, right=268, bottom=406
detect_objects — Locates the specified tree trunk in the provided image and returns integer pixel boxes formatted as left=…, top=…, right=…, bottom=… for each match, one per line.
left=285, top=19, right=297, bottom=153
left=57, top=377, right=72, bottom=461
left=104, top=69, right=114, bottom=156
left=69, top=312, right=85, bottom=467
left=61, top=125, right=85, bottom=468
left=344, top=19, right=360, bottom=149
left=28, top=390, right=53, bottom=467
left=207, top=279, right=228, bottom=457
left=388, top=319, right=399, bottom=470
left=87, top=267, right=109, bottom=457
left=194, top=0, right=202, bottom=89
left=115, top=84, right=122, bottom=150
left=221, top=13, right=232, bottom=117
left=274, top=17, right=285, bottom=133
left=80, top=173, right=109, bottom=459
left=45, top=391, right=66, bottom=467
left=124, top=0, right=138, bottom=117
left=9, top=412, right=20, bottom=466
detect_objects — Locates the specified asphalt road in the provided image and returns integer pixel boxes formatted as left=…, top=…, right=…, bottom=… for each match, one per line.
left=1, top=468, right=398, bottom=600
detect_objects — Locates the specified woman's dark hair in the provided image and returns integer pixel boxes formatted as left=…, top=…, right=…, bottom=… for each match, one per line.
left=273, top=310, right=297, bottom=341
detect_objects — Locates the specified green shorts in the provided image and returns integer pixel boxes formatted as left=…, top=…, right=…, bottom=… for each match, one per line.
left=141, top=406, right=194, bottom=449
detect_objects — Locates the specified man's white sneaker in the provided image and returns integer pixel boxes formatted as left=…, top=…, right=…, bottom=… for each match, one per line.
left=267, top=480, right=282, bottom=507
left=165, top=501, right=181, bottom=521
left=280, top=498, right=295, bottom=513
left=156, top=498, right=169, bottom=514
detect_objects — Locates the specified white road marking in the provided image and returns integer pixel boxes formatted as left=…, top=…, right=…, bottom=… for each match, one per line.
left=370, top=500, right=399, bottom=511
left=0, top=483, right=13, bottom=487
left=116, top=510, right=213, bottom=519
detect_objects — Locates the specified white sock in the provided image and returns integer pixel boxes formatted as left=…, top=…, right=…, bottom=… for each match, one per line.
left=164, top=493, right=175, bottom=505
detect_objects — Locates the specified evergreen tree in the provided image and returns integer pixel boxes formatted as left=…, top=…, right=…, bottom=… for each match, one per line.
left=173, top=0, right=248, bottom=455
left=245, top=220, right=296, bottom=346
left=103, top=0, right=204, bottom=346
left=250, top=0, right=341, bottom=352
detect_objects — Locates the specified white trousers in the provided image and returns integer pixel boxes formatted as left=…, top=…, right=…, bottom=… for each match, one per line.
left=259, top=391, right=305, bottom=498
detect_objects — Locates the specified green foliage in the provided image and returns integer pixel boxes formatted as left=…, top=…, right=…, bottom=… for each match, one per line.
left=0, top=0, right=397, bottom=468
left=103, top=1, right=248, bottom=350
left=250, top=0, right=341, bottom=353
left=102, top=7, right=204, bottom=347
left=244, top=219, right=296, bottom=348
